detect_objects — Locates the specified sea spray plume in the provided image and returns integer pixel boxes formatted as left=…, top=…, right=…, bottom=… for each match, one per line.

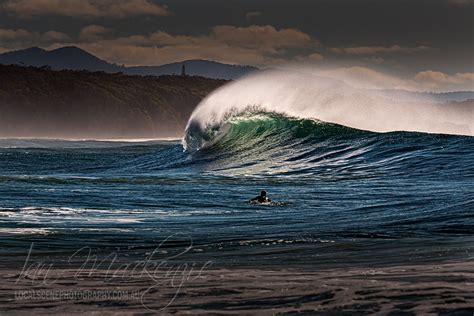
left=183, top=68, right=473, bottom=151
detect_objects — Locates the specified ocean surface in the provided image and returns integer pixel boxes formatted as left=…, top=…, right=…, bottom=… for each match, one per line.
left=0, top=113, right=473, bottom=270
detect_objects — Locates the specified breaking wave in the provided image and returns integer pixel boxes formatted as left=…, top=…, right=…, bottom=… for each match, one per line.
left=183, top=69, right=473, bottom=153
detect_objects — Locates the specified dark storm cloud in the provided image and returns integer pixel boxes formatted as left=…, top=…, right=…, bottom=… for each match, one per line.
left=1, top=0, right=169, bottom=18
left=0, top=0, right=472, bottom=84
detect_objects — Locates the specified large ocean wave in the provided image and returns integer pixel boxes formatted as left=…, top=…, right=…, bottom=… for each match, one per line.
left=181, top=110, right=472, bottom=178
left=183, top=69, right=473, bottom=154
left=180, top=69, right=473, bottom=177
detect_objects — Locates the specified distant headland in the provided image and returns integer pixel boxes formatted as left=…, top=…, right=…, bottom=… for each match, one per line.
left=0, top=64, right=227, bottom=139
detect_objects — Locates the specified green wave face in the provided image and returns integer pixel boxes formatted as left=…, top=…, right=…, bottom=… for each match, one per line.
left=183, top=111, right=376, bottom=176
left=183, top=109, right=469, bottom=177
left=185, top=111, right=365, bottom=152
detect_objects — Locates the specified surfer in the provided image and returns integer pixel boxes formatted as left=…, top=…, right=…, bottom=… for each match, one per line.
left=250, top=190, right=271, bottom=203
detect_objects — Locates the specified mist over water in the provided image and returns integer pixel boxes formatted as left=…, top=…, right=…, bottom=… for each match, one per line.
left=184, top=68, right=472, bottom=151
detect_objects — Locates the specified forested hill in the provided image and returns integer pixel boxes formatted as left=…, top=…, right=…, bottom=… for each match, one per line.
left=0, top=65, right=227, bottom=139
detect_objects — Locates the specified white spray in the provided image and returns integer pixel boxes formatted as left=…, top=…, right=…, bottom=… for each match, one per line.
left=184, top=67, right=473, bottom=149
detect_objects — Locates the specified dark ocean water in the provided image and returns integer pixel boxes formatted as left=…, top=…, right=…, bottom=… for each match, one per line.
left=0, top=114, right=473, bottom=269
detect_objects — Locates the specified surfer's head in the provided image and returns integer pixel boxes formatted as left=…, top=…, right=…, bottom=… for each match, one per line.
left=260, top=190, right=267, bottom=197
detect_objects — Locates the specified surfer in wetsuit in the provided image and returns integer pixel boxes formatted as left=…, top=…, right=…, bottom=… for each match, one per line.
left=250, top=190, right=271, bottom=203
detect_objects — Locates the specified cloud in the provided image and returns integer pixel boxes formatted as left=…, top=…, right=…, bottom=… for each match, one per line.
left=365, top=56, right=385, bottom=64
left=294, top=52, right=324, bottom=62
left=0, top=28, right=69, bottom=43
left=80, top=25, right=110, bottom=41
left=245, top=11, right=261, bottom=20
left=0, top=24, right=317, bottom=66
left=448, top=0, right=473, bottom=6
left=330, top=45, right=429, bottom=55
left=0, top=28, right=32, bottom=40
left=2, top=0, right=169, bottom=18
left=320, top=67, right=474, bottom=92
left=307, top=53, right=324, bottom=61
left=106, top=0, right=168, bottom=17
left=210, top=25, right=314, bottom=49
left=59, top=25, right=319, bottom=66
left=414, top=71, right=474, bottom=91
left=3, top=0, right=99, bottom=17
left=43, top=30, right=69, bottom=41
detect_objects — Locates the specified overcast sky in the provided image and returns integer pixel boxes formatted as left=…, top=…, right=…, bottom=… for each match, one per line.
left=0, top=0, right=473, bottom=89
